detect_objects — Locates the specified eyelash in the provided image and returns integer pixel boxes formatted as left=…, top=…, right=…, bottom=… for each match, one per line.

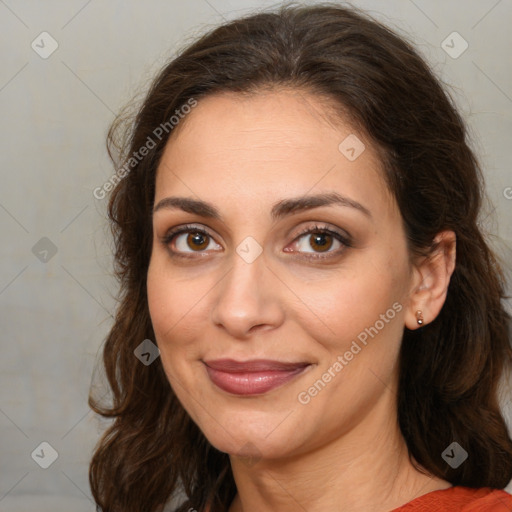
left=161, top=223, right=352, bottom=260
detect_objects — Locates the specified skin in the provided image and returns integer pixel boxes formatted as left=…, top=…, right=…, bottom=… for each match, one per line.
left=147, top=89, right=456, bottom=512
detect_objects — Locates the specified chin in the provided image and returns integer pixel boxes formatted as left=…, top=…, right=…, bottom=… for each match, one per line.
left=191, top=404, right=301, bottom=460
left=208, top=430, right=294, bottom=463
left=166, top=362, right=318, bottom=460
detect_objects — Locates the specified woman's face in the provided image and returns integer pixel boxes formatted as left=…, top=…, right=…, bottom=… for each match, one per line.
left=147, top=89, right=415, bottom=461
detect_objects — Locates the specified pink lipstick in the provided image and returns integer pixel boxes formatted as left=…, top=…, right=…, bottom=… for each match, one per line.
left=204, top=359, right=310, bottom=395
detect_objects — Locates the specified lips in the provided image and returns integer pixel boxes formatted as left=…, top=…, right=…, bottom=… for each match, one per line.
left=204, top=358, right=311, bottom=396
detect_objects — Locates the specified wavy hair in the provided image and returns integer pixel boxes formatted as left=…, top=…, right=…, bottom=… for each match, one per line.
left=89, top=3, right=512, bottom=511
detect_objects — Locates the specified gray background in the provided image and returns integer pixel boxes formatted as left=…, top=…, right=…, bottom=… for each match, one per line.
left=0, top=0, right=511, bottom=510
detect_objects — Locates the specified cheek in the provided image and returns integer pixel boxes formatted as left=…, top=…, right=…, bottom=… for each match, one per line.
left=146, top=257, right=204, bottom=400
left=146, top=250, right=220, bottom=366
left=146, top=254, right=197, bottom=346
left=296, top=261, right=407, bottom=355
left=147, top=271, right=176, bottom=339
left=291, top=273, right=406, bottom=428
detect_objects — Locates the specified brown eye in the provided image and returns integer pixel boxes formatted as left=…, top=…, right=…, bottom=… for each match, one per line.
left=286, top=225, right=350, bottom=259
left=308, top=233, right=333, bottom=252
left=163, top=225, right=222, bottom=256
left=187, top=232, right=209, bottom=251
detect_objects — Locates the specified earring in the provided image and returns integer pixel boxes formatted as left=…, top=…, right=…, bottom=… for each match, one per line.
left=416, top=310, right=424, bottom=326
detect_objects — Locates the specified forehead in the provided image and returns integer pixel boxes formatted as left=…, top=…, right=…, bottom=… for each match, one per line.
left=161, top=89, right=364, bottom=160
left=154, top=89, right=395, bottom=217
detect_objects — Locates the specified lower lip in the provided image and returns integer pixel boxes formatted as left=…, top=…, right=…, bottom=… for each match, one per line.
left=205, top=365, right=309, bottom=396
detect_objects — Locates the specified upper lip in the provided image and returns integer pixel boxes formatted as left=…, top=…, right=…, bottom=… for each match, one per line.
left=204, top=358, right=310, bottom=372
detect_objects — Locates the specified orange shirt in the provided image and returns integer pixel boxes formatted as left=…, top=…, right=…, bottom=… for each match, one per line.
left=391, top=486, right=512, bottom=511
left=217, top=487, right=512, bottom=511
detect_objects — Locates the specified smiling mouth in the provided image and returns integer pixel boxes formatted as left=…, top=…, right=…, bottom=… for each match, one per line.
left=203, top=359, right=311, bottom=396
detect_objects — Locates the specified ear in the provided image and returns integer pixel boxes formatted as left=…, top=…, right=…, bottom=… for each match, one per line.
left=405, top=230, right=456, bottom=330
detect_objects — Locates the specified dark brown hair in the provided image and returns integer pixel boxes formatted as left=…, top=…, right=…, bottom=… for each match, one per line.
left=89, top=3, right=512, bottom=511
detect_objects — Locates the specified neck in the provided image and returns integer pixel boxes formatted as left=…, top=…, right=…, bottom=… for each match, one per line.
left=227, top=392, right=450, bottom=512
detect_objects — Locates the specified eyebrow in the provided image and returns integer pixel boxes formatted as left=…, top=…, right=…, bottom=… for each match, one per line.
left=152, top=192, right=372, bottom=221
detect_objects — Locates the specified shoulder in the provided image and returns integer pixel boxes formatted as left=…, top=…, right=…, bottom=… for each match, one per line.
left=391, top=486, right=512, bottom=511
left=463, top=487, right=512, bottom=511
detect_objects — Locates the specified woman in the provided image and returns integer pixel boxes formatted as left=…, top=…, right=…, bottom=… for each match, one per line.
left=89, top=3, right=512, bottom=511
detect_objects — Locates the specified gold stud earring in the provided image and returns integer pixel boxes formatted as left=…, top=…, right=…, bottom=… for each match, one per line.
left=416, top=310, right=424, bottom=326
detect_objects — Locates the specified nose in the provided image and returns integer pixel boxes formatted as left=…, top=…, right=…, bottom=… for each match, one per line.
left=210, top=250, right=285, bottom=339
